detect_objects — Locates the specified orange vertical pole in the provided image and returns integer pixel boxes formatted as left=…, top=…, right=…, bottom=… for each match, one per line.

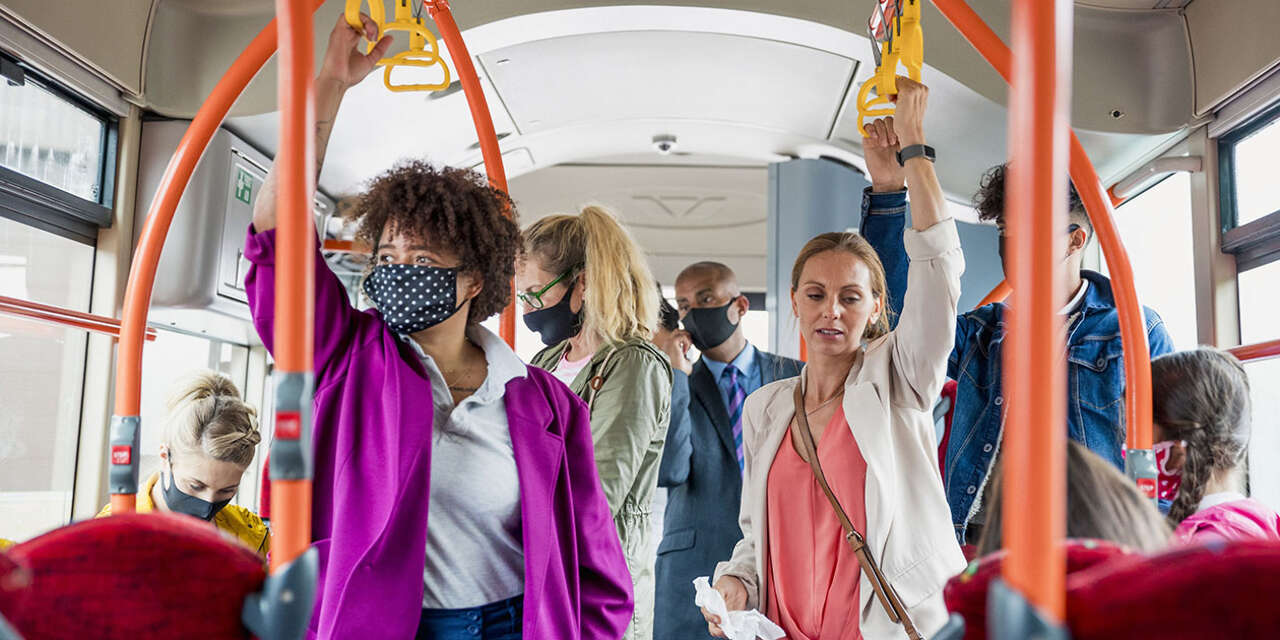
left=976, top=279, right=1013, bottom=308
left=108, top=0, right=326, bottom=514
left=270, top=0, right=315, bottom=571
left=930, top=0, right=1154, bottom=465
left=426, top=0, right=516, bottom=347
left=1002, top=0, right=1070, bottom=620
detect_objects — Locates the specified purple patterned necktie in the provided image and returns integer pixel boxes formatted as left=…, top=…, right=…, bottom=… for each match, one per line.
left=724, top=366, right=747, bottom=473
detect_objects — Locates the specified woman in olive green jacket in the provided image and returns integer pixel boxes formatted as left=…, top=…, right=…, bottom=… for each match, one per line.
left=518, top=205, right=672, bottom=640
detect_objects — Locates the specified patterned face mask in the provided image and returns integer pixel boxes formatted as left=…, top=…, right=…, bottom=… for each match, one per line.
left=363, top=264, right=467, bottom=335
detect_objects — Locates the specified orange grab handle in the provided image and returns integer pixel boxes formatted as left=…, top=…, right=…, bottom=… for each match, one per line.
left=270, top=0, right=317, bottom=570
left=1000, top=0, right=1071, bottom=621
left=976, top=279, right=1012, bottom=308
left=109, top=0, right=327, bottom=513
left=0, top=295, right=158, bottom=341
left=930, top=0, right=1153, bottom=452
left=1229, top=338, right=1280, bottom=363
left=425, top=1, right=516, bottom=347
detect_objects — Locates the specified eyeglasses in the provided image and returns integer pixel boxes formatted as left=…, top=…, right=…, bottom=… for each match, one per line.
left=517, top=268, right=577, bottom=310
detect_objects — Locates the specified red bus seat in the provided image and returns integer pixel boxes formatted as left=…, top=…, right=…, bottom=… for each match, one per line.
left=1068, top=539, right=1280, bottom=638
left=0, top=512, right=266, bottom=639
left=943, top=539, right=1135, bottom=640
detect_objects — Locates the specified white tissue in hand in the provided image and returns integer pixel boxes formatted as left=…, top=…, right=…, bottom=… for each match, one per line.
left=693, top=577, right=786, bottom=640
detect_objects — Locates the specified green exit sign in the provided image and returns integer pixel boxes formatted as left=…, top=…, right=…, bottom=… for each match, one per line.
left=234, top=168, right=254, bottom=204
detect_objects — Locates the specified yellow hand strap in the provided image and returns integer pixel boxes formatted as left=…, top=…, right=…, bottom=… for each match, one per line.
left=345, top=0, right=452, bottom=93
left=856, top=0, right=923, bottom=136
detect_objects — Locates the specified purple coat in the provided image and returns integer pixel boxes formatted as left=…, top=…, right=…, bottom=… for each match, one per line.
left=244, top=228, right=634, bottom=639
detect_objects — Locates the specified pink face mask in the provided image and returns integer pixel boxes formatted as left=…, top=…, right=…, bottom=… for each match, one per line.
left=1154, top=440, right=1183, bottom=502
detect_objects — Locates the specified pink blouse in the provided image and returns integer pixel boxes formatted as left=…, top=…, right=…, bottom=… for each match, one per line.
left=766, top=406, right=867, bottom=640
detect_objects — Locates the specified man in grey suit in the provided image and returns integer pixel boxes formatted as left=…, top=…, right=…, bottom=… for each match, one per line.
left=652, top=262, right=802, bottom=639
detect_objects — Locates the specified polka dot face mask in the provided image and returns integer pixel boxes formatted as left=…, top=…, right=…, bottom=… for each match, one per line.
left=363, top=264, right=466, bottom=335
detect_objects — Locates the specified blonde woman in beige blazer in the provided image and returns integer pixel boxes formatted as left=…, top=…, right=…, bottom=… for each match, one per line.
left=703, top=78, right=966, bottom=640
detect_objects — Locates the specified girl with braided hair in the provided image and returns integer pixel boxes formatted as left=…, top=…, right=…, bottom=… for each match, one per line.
left=1152, top=348, right=1280, bottom=543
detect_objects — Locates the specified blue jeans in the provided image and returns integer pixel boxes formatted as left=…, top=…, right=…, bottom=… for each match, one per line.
left=417, top=595, right=523, bottom=640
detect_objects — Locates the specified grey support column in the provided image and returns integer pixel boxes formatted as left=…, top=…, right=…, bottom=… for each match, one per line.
left=766, top=158, right=870, bottom=358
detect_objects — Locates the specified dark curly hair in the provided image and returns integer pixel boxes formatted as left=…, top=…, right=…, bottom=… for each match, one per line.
left=974, top=163, right=1091, bottom=234
left=352, top=161, right=519, bottom=324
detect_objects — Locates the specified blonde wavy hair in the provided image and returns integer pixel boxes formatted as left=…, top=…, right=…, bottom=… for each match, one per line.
left=523, top=205, right=659, bottom=345
left=163, top=371, right=261, bottom=468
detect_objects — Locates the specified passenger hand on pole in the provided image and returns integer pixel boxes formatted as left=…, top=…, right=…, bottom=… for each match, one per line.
left=319, top=13, right=392, bottom=91
left=862, top=116, right=906, bottom=192
left=890, top=75, right=929, bottom=148
left=702, top=575, right=748, bottom=638
left=654, top=328, right=694, bottom=375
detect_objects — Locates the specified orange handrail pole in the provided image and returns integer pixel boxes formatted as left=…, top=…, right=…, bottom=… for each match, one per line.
left=426, top=0, right=516, bottom=347
left=270, top=0, right=316, bottom=571
left=930, top=0, right=1154, bottom=454
left=108, top=0, right=326, bottom=514
left=1229, top=338, right=1280, bottom=363
left=1070, top=139, right=1153, bottom=453
left=0, top=295, right=158, bottom=341
left=976, top=279, right=1012, bottom=308
left=1002, top=0, right=1070, bottom=621
left=1107, top=184, right=1126, bottom=208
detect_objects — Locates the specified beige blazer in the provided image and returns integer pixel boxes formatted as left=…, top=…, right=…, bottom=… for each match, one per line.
left=714, top=218, right=967, bottom=639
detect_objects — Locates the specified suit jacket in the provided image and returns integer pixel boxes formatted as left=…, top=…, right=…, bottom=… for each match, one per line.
left=654, top=348, right=801, bottom=639
left=244, top=228, right=633, bottom=639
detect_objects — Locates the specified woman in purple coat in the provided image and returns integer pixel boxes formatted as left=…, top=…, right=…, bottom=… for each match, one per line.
left=243, top=14, right=633, bottom=640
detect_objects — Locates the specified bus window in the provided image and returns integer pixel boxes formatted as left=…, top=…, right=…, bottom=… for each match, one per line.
left=1237, top=250, right=1280, bottom=347
left=1105, top=172, right=1197, bottom=348
left=1228, top=112, right=1280, bottom=228
left=0, top=74, right=109, bottom=203
left=0, top=216, right=93, bottom=541
left=1246, top=356, right=1280, bottom=513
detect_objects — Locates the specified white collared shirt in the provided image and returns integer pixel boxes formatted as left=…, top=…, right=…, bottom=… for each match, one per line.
left=1059, top=279, right=1089, bottom=316
left=403, top=325, right=528, bottom=609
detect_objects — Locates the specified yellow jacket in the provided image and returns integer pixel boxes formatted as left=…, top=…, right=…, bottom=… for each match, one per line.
left=97, top=472, right=270, bottom=560
left=0, top=538, right=13, bottom=551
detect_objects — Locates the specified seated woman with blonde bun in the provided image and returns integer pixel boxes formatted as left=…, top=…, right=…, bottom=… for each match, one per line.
left=98, top=371, right=269, bottom=559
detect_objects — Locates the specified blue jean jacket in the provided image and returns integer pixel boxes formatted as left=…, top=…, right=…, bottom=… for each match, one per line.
left=860, top=188, right=1175, bottom=544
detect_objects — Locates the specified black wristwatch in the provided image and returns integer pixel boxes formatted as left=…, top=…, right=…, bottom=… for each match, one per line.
left=896, top=144, right=936, bottom=167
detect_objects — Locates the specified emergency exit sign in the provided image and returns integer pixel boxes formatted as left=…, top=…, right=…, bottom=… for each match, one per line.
left=235, top=167, right=254, bottom=204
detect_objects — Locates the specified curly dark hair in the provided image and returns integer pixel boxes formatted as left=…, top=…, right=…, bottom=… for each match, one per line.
left=352, top=161, right=520, bottom=324
left=974, top=163, right=1090, bottom=233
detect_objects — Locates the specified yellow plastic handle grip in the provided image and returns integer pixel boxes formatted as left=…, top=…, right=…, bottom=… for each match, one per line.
left=381, top=49, right=452, bottom=93
left=855, top=5, right=924, bottom=136
left=345, top=0, right=385, bottom=43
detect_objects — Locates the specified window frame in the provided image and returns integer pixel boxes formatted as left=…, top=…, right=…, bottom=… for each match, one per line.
left=1218, top=99, right=1280, bottom=273
left=0, top=55, right=116, bottom=246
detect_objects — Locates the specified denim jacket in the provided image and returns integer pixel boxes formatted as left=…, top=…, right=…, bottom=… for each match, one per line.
left=860, top=188, right=1175, bottom=544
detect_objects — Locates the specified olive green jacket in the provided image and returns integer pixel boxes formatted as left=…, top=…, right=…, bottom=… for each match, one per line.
left=532, top=337, right=672, bottom=640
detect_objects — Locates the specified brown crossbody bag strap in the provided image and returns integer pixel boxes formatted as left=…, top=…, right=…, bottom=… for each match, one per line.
left=791, top=382, right=923, bottom=640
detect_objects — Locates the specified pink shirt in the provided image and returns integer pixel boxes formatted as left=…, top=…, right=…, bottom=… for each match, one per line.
left=765, top=407, right=866, bottom=640
left=1175, top=495, right=1280, bottom=544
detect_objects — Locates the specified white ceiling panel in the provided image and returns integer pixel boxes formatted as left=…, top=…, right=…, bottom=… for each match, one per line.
left=508, top=164, right=769, bottom=289
left=479, top=30, right=857, bottom=140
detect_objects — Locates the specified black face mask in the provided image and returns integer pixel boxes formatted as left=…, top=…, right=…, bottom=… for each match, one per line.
left=998, top=234, right=1008, bottom=277
left=364, top=264, right=466, bottom=335
left=523, top=280, right=583, bottom=347
left=683, top=301, right=740, bottom=352
left=162, top=463, right=231, bottom=522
